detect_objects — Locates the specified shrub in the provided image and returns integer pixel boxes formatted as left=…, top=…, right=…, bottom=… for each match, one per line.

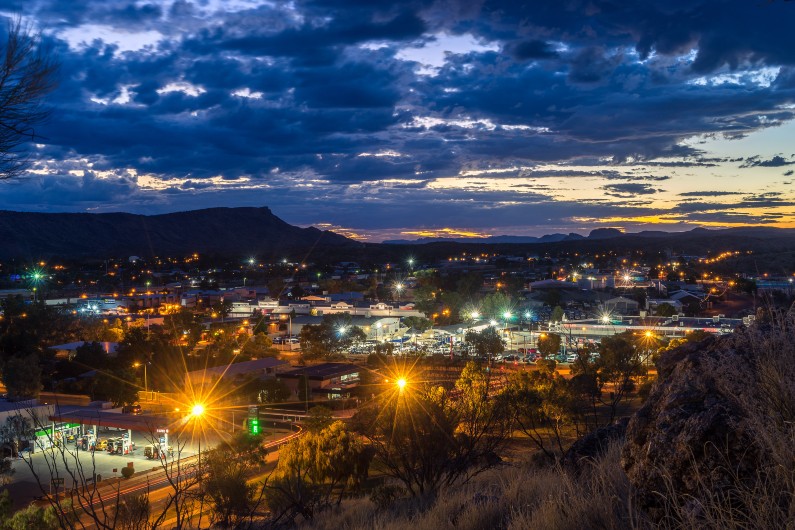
left=369, top=484, right=405, bottom=510
left=120, top=466, right=134, bottom=479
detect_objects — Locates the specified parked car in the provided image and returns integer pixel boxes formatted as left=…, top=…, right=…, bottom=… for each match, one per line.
left=122, top=404, right=142, bottom=415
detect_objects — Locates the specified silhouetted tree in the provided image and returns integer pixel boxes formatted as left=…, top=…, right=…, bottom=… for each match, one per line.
left=0, top=18, right=58, bottom=179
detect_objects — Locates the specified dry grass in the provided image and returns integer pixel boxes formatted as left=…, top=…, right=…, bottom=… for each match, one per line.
left=654, top=309, right=795, bottom=529
left=301, top=441, right=639, bottom=530
left=298, top=310, right=795, bottom=530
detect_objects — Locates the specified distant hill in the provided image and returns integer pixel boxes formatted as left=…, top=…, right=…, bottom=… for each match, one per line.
left=587, top=228, right=624, bottom=240
left=3, top=207, right=795, bottom=266
left=384, top=233, right=586, bottom=245
left=0, top=207, right=361, bottom=259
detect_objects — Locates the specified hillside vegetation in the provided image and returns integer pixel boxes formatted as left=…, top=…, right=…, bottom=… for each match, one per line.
left=303, top=309, right=795, bottom=530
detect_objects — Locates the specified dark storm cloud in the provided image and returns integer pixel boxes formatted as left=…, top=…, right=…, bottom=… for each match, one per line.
left=740, top=155, right=795, bottom=168
left=602, top=183, right=660, bottom=197
left=670, top=194, right=795, bottom=215
left=506, top=40, right=559, bottom=60
left=639, top=160, right=719, bottom=167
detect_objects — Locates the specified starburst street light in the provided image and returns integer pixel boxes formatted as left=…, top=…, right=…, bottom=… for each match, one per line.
left=29, top=268, right=46, bottom=302
left=394, top=282, right=404, bottom=302
left=396, top=377, right=407, bottom=391
left=189, top=403, right=207, bottom=465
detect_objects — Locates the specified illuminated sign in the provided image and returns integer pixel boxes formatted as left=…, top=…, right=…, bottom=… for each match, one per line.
left=249, top=418, right=260, bottom=435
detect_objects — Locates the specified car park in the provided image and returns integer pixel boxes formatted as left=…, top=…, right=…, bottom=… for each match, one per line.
left=122, top=404, right=142, bottom=414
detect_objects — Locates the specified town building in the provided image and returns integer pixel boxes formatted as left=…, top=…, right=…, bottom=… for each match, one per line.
left=278, top=362, right=360, bottom=399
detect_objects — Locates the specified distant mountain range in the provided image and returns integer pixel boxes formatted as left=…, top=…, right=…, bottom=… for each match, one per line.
left=384, top=227, right=671, bottom=244
left=1, top=207, right=795, bottom=262
left=384, top=233, right=586, bottom=245
left=0, top=207, right=360, bottom=260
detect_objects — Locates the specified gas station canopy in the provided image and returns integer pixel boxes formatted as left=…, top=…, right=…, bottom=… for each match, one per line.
left=48, top=409, right=178, bottom=433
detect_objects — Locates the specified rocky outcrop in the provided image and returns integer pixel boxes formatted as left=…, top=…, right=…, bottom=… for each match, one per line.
left=621, top=332, right=766, bottom=519
left=562, top=417, right=628, bottom=473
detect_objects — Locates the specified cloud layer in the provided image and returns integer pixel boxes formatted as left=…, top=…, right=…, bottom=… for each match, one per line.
left=2, top=0, right=795, bottom=239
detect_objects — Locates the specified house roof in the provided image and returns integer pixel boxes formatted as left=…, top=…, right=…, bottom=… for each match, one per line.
left=529, top=279, right=579, bottom=289
left=187, top=357, right=288, bottom=380
left=281, top=362, right=360, bottom=381
left=606, top=296, right=639, bottom=304
left=49, top=341, right=119, bottom=354
left=669, top=290, right=703, bottom=301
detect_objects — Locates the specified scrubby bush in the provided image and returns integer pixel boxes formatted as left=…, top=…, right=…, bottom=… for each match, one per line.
left=303, top=442, right=637, bottom=530
left=369, top=484, right=405, bottom=510
left=120, top=466, right=134, bottom=479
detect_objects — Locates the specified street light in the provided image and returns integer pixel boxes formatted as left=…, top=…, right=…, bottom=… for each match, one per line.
left=503, top=312, right=512, bottom=350
left=191, top=404, right=206, bottom=465
left=30, top=270, right=44, bottom=302
left=395, top=282, right=404, bottom=302
left=396, top=377, right=407, bottom=391
left=281, top=314, right=294, bottom=351
left=133, top=362, right=148, bottom=395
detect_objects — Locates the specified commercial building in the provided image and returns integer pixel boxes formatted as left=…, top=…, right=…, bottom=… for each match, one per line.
left=278, top=363, right=360, bottom=399
left=184, top=357, right=290, bottom=389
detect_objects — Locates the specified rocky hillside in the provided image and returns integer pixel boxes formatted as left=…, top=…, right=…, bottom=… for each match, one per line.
left=0, top=207, right=362, bottom=259
left=622, top=312, right=795, bottom=525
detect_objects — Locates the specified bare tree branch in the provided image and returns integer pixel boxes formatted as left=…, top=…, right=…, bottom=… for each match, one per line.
left=0, top=16, right=58, bottom=180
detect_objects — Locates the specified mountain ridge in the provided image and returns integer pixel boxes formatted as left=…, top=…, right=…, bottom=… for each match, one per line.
left=2, top=207, right=795, bottom=261
left=0, top=207, right=361, bottom=260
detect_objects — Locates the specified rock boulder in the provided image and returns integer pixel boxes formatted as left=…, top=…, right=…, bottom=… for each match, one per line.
left=621, top=331, right=765, bottom=519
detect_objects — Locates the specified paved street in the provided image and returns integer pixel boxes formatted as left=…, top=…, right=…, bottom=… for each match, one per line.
left=2, top=424, right=294, bottom=509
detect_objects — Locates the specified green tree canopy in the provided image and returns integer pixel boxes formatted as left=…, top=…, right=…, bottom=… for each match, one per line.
left=478, top=292, right=513, bottom=320
left=353, top=369, right=509, bottom=497
left=401, top=316, right=432, bottom=332
left=266, top=421, right=365, bottom=523
left=464, top=327, right=505, bottom=359
left=654, top=303, right=677, bottom=317
left=240, top=333, right=279, bottom=359
left=298, top=315, right=366, bottom=359
left=538, top=333, right=562, bottom=358
left=2, top=355, right=42, bottom=400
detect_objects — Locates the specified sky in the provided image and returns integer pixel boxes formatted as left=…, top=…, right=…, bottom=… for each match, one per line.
left=2, top=0, right=795, bottom=242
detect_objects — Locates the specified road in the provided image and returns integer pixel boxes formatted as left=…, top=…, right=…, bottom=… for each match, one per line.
left=14, top=421, right=301, bottom=528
